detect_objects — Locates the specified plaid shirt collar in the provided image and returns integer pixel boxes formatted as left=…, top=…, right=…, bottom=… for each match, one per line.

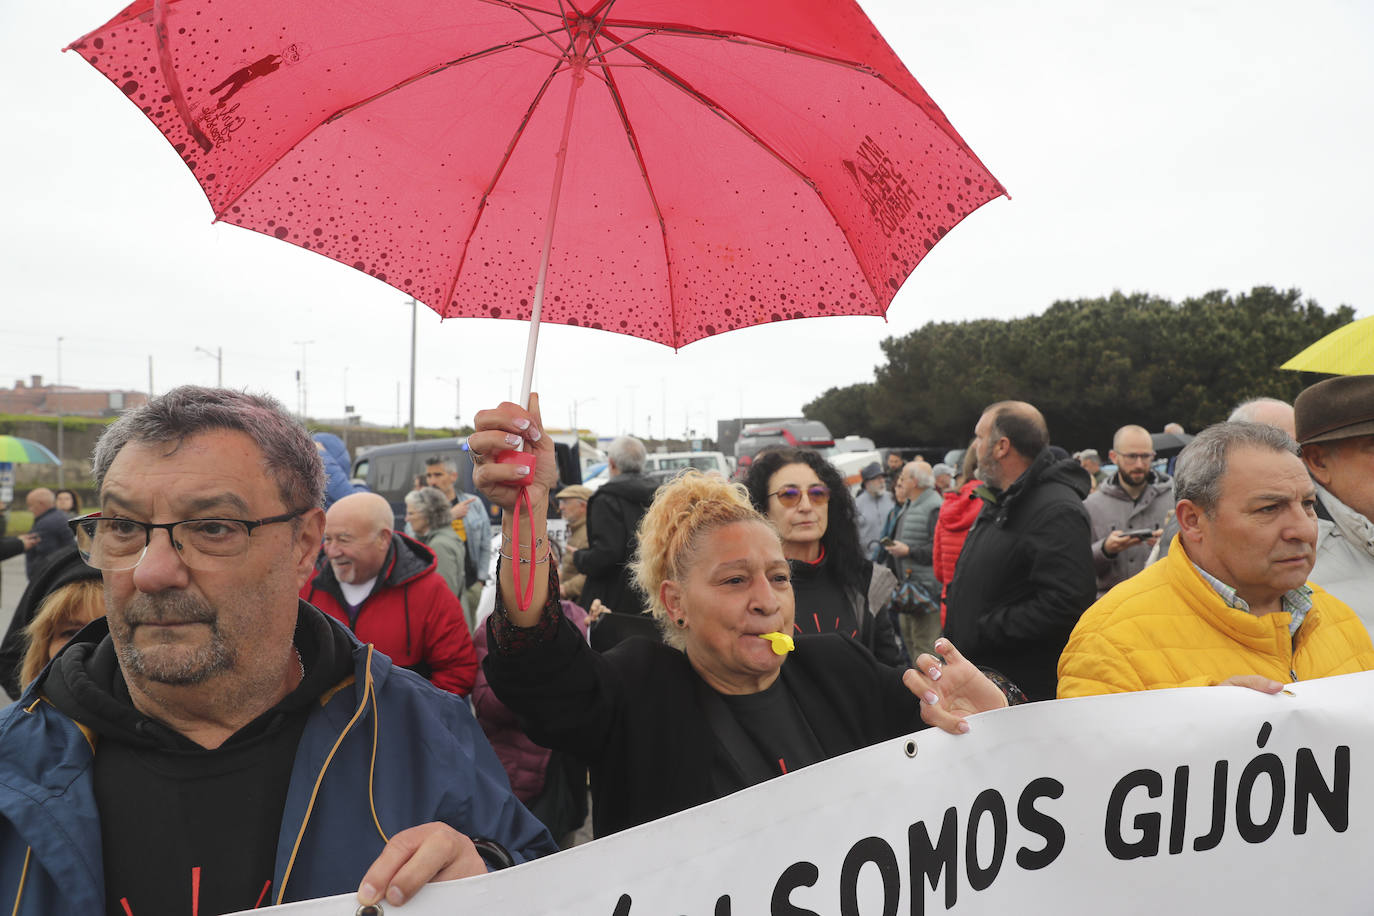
left=1189, top=558, right=1313, bottom=635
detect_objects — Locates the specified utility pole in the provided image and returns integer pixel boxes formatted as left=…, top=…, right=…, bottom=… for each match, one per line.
left=55, top=337, right=64, bottom=488
left=407, top=298, right=417, bottom=442
left=194, top=345, right=222, bottom=386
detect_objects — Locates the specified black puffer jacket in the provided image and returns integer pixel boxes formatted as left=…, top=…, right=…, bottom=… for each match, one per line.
left=943, top=449, right=1095, bottom=701
left=574, top=472, right=660, bottom=614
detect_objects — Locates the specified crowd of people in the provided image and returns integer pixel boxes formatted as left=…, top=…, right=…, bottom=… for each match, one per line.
left=2, top=371, right=1373, bottom=913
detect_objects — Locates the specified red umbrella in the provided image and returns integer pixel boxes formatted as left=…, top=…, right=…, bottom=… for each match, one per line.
left=70, top=0, right=1005, bottom=402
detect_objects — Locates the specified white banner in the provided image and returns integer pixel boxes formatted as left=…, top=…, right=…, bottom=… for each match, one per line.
left=248, top=671, right=1374, bottom=915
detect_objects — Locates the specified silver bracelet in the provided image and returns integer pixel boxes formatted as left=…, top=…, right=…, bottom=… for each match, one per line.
left=499, top=549, right=551, bottom=565
left=499, top=536, right=549, bottom=564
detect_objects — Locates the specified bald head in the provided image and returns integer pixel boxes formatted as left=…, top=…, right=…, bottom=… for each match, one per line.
left=1109, top=424, right=1157, bottom=490
left=323, top=492, right=395, bottom=584
left=25, top=488, right=55, bottom=516
left=329, top=492, right=394, bottom=531
left=1229, top=398, right=1296, bottom=440
left=1112, top=425, right=1151, bottom=452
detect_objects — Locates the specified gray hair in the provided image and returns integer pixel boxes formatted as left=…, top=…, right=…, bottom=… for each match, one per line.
left=1228, top=397, right=1292, bottom=423
left=608, top=435, right=647, bottom=474
left=904, top=462, right=935, bottom=490
left=405, top=486, right=452, bottom=532
left=424, top=454, right=459, bottom=474
left=1174, top=421, right=1298, bottom=514
left=93, top=386, right=324, bottom=511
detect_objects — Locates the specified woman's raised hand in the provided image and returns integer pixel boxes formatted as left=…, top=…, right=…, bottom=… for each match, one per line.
left=904, top=638, right=1009, bottom=734
left=469, top=394, right=560, bottom=512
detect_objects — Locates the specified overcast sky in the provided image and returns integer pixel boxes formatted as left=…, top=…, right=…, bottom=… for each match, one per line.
left=3, top=1, right=1371, bottom=443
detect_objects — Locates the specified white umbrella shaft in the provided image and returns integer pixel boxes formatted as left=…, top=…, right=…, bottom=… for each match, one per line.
left=520, top=42, right=590, bottom=409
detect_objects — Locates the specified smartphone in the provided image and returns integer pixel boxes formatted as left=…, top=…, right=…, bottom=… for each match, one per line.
left=1121, top=528, right=1156, bottom=539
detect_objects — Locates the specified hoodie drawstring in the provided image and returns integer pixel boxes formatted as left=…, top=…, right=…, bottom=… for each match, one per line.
left=276, top=646, right=387, bottom=905
left=10, top=847, right=31, bottom=916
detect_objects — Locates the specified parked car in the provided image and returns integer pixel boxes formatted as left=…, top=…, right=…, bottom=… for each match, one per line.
left=353, top=437, right=581, bottom=526
left=644, top=450, right=732, bottom=478
left=826, top=435, right=876, bottom=456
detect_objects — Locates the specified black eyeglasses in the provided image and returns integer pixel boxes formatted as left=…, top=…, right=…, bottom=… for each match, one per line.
left=768, top=484, right=830, bottom=508
left=69, top=509, right=307, bottom=571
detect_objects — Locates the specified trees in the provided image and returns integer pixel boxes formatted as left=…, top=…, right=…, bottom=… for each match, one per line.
left=803, top=287, right=1354, bottom=451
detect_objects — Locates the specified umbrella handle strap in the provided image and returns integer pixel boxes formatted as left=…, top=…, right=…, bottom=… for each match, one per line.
left=496, top=449, right=540, bottom=612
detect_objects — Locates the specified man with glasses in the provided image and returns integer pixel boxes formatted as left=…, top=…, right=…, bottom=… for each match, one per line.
left=0, top=386, right=554, bottom=915
left=1083, top=424, right=1173, bottom=597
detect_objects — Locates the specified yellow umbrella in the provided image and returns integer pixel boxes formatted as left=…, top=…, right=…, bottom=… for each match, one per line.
left=1281, top=316, right=1374, bottom=375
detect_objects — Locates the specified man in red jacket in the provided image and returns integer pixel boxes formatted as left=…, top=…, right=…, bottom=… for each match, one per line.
left=302, top=492, right=477, bottom=695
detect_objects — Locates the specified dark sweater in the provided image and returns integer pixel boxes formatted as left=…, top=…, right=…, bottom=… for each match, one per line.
left=485, top=600, right=926, bottom=836
left=42, top=609, right=355, bottom=916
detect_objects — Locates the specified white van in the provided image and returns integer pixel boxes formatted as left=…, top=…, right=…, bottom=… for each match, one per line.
left=644, top=451, right=733, bottom=478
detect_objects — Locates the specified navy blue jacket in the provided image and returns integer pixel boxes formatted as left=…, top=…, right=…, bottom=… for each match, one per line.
left=25, top=508, right=74, bottom=580
left=0, top=609, right=555, bottom=913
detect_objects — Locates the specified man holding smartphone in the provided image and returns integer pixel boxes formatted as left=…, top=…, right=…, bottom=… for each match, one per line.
left=1083, top=424, right=1173, bottom=597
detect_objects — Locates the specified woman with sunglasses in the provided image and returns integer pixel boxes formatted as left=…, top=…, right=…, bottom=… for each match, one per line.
left=472, top=398, right=1006, bottom=837
left=744, top=448, right=905, bottom=667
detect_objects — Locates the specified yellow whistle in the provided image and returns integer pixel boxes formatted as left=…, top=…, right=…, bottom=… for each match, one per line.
left=760, top=632, right=795, bottom=656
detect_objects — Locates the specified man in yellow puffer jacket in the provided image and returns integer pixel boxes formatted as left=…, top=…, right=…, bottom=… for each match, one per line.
left=1059, top=421, right=1374, bottom=698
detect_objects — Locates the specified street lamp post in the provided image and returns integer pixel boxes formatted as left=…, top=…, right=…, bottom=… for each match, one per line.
left=291, top=339, right=315, bottom=419
left=436, top=376, right=460, bottom=429
left=194, top=345, right=223, bottom=386
left=572, top=396, right=597, bottom=436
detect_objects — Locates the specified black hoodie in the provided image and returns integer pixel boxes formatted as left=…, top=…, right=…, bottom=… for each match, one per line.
left=40, top=604, right=355, bottom=916
left=0, top=546, right=102, bottom=699
left=943, top=448, right=1096, bottom=701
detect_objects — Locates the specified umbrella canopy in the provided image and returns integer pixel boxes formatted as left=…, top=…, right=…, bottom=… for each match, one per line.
left=1150, top=432, right=1194, bottom=458
left=0, top=435, right=60, bottom=465
left=69, top=0, right=1005, bottom=375
left=1281, top=316, right=1374, bottom=376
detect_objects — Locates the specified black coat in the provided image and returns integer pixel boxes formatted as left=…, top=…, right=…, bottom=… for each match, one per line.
left=572, top=472, right=659, bottom=614
left=943, top=449, right=1095, bottom=701
left=484, top=615, right=925, bottom=836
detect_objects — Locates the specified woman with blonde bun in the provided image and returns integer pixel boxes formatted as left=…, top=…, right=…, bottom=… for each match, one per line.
left=472, top=397, right=1007, bottom=837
